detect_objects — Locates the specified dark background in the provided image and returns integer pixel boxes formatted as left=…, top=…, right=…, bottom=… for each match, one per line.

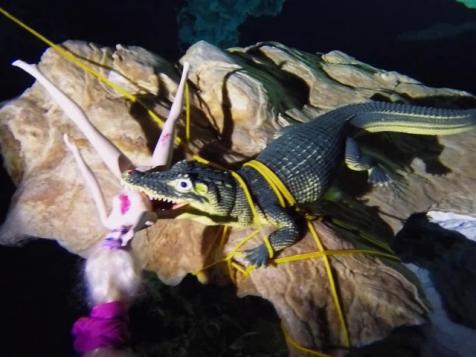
left=0, top=0, right=475, bottom=355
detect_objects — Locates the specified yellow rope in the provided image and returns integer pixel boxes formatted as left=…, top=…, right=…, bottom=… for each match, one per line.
left=243, top=160, right=350, bottom=348
left=243, top=161, right=285, bottom=207
left=230, top=261, right=248, bottom=275
left=192, top=158, right=397, bottom=351
left=191, top=155, right=227, bottom=170
left=263, top=235, right=275, bottom=259
left=199, top=246, right=398, bottom=274
left=195, top=158, right=383, bottom=351
left=284, top=331, right=333, bottom=357
left=192, top=227, right=260, bottom=276
left=192, top=155, right=211, bottom=165
left=191, top=151, right=398, bottom=352
left=274, top=248, right=399, bottom=264
left=307, top=221, right=350, bottom=348
left=225, top=228, right=261, bottom=258
left=217, top=225, right=229, bottom=252
left=0, top=6, right=189, bottom=146
left=244, top=160, right=296, bottom=207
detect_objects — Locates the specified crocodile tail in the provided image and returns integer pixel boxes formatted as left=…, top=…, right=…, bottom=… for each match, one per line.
left=348, top=102, right=476, bottom=135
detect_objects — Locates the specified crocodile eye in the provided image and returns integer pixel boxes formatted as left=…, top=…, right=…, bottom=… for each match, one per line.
left=175, top=178, right=192, bottom=192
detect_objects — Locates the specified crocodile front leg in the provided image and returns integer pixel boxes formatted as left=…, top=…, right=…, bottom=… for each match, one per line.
left=245, top=205, right=302, bottom=267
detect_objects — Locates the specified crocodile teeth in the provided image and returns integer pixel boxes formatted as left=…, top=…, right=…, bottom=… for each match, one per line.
left=122, top=182, right=183, bottom=209
left=172, top=202, right=187, bottom=209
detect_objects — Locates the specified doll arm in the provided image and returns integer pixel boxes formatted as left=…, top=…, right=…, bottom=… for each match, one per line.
left=63, top=134, right=114, bottom=230
left=150, top=62, right=190, bottom=168
left=12, top=60, right=132, bottom=179
left=64, top=133, right=156, bottom=236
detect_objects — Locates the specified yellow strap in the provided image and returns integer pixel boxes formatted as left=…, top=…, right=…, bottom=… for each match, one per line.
left=192, top=155, right=211, bottom=165
left=193, top=228, right=260, bottom=279
left=0, top=7, right=192, bottom=146
left=192, top=155, right=228, bottom=170
left=191, top=157, right=268, bottom=229
left=244, top=159, right=350, bottom=346
left=284, top=330, right=333, bottom=357
left=199, top=226, right=229, bottom=280
left=307, top=221, right=350, bottom=348
left=263, top=236, right=275, bottom=259
left=194, top=225, right=398, bottom=354
left=274, top=248, right=399, bottom=264
left=0, top=8, right=133, bottom=99
left=235, top=160, right=351, bottom=347
left=230, top=261, right=249, bottom=276
left=244, top=161, right=285, bottom=207
left=229, top=260, right=254, bottom=281
left=198, top=246, right=398, bottom=275
left=244, top=160, right=296, bottom=207
left=199, top=156, right=352, bottom=348
left=217, top=225, right=229, bottom=251
left=225, top=228, right=261, bottom=260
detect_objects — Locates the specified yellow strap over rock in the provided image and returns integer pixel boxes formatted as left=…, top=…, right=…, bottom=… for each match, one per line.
left=0, top=6, right=190, bottom=147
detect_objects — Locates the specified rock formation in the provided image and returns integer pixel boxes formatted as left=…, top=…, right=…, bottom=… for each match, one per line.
left=1, top=40, right=475, bottom=355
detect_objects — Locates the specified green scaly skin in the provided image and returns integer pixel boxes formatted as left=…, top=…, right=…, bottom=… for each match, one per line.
left=123, top=102, right=476, bottom=267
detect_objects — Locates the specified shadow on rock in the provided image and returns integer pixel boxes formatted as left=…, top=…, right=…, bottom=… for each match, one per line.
left=393, top=213, right=476, bottom=329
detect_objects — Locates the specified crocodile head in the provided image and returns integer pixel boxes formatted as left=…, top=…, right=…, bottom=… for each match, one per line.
left=122, top=160, right=238, bottom=225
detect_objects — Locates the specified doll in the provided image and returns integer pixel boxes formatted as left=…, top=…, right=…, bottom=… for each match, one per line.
left=14, top=59, right=189, bottom=355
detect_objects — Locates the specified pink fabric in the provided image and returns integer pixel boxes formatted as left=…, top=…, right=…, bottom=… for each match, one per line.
left=72, top=301, right=129, bottom=353
left=119, top=193, right=131, bottom=215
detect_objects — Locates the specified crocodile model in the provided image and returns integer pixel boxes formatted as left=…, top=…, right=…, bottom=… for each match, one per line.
left=122, top=102, right=476, bottom=266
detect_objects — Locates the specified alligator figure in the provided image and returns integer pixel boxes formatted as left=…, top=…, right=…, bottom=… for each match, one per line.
left=122, top=102, right=476, bottom=266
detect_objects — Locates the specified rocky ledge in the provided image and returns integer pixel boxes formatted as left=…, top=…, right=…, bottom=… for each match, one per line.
left=1, top=40, right=475, bottom=355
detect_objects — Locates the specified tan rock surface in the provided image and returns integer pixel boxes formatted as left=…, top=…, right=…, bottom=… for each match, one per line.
left=227, top=221, right=427, bottom=354
left=360, top=130, right=476, bottom=233
left=1, top=40, right=475, bottom=354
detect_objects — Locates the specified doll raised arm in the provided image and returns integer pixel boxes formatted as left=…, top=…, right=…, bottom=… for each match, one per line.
left=63, top=130, right=153, bottom=234
left=14, top=59, right=190, bottom=171
left=13, top=59, right=190, bottom=236
left=13, top=60, right=123, bottom=229
left=63, top=133, right=112, bottom=229
left=151, top=62, right=189, bottom=168
left=11, top=60, right=132, bottom=178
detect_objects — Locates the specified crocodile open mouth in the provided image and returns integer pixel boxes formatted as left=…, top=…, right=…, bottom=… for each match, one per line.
left=137, top=188, right=188, bottom=212
left=150, top=196, right=186, bottom=212
left=122, top=181, right=188, bottom=212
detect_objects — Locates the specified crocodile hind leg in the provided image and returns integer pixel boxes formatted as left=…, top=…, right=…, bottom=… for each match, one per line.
left=244, top=206, right=301, bottom=267
left=345, top=136, right=391, bottom=185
